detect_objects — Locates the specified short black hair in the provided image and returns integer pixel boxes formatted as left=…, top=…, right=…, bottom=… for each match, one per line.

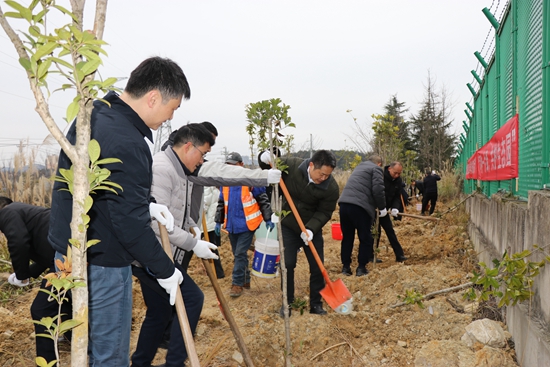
left=200, top=121, right=218, bottom=137
left=172, top=123, right=215, bottom=148
left=311, top=150, right=336, bottom=169
left=0, top=196, right=13, bottom=209
left=124, top=57, right=191, bottom=102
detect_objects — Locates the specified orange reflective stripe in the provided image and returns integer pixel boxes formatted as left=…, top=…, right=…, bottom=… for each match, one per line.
left=222, top=186, right=262, bottom=231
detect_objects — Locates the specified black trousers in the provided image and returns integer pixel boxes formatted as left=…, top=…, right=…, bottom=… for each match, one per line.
left=422, top=192, right=438, bottom=215
left=131, top=263, right=204, bottom=367
left=339, top=203, right=374, bottom=268
left=379, top=215, right=405, bottom=259
left=281, top=226, right=325, bottom=307
left=30, top=277, right=72, bottom=367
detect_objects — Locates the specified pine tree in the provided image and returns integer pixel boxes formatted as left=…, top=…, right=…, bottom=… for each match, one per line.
left=409, top=74, right=455, bottom=171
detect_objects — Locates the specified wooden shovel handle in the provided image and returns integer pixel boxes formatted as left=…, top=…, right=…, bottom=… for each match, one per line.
left=197, top=216, right=255, bottom=367
left=158, top=223, right=201, bottom=367
left=398, top=212, right=440, bottom=221
left=278, top=178, right=333, bottom=286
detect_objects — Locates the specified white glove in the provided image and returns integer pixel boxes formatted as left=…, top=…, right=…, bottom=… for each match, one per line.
left=432, top=170, right=436, bottom=175
left=267, top=169, right=281, bottom=184
left=190, top=226, right=201, bottom=239
left=260, top=151, right=272, bottom=165
left=416, top=194, right=419, bottom=199
left=391, top=208, right=399, bottom=217
left=193, top=240, right=220, bottom=260
left=157, top=268, right=183, bottom=306
left=379, top=208, right=388, bottom=217
left=8, top=273, right=29, bottom=287
left=300, top=229, right=313, bottom=246
left=150, top=203, right=175, bottom=232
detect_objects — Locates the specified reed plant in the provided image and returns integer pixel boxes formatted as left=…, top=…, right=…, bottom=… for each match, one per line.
left=0, top=141, right=55, bottom=207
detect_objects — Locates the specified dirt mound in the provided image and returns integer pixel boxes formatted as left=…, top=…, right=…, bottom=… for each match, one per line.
left=0, top=203, right=517, bottom=366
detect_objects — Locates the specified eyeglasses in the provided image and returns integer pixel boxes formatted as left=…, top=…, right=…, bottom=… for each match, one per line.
left=192, top=144, right=208, bottom=159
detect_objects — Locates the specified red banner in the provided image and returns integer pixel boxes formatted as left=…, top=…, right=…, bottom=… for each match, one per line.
left=466, top=114, right=519, bottom=181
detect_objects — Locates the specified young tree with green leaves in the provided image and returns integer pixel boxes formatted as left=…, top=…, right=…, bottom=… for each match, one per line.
left=246, top=98, right=294, bottom=367
left=0, top=1, right=112, bottom=365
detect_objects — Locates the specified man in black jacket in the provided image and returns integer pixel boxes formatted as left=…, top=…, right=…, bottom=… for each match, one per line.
left=0, top=197, right=53, bottom=286
left=48, top=57, right=194, bottom=366
left=380, top=162, right=407, bottom=262
left=261, top=150, right=339, bottom=316
left=422, top=170, right=441, bottom=215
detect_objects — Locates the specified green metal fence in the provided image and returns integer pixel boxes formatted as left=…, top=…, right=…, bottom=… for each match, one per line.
left=456, top=0, right=550, bottom=199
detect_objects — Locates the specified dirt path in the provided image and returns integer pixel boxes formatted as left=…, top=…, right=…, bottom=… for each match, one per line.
left=0, top=203, right=517, bottom=366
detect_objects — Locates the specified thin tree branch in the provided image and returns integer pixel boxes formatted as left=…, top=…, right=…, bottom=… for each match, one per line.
left=0, top=6, right=76, bottom=160
left=389, top=282, right=474, bottom=308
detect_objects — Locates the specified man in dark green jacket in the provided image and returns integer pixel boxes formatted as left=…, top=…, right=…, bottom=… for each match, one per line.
left=261, top=150, right=339, bottom=316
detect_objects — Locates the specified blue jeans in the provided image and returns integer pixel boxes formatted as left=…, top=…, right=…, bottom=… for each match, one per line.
left=228, top=231, right=255, bottom=286
left=88, top=264, right=133, bottom=366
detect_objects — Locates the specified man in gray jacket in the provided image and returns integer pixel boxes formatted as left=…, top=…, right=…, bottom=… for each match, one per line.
left=132, top=123, right=280, bottom=366
left=338, top=155, right=387, bottom=277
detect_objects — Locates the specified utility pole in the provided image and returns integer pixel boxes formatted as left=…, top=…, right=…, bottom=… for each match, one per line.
left=153, top=120, right=172, bottom=154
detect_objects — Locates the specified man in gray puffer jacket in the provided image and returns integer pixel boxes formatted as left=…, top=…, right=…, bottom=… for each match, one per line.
left=338, top=155, right=387, bottom=277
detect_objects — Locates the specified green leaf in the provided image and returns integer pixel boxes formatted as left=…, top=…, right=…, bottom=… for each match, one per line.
left=84, top=195, right=93, bottom=213
left=98, top=181, right=123, bottom=191
left=88, top=139, right=101, bottom=163
left=68, top=238, right=80, bottom=248
left=86, top=239, right=101, bottom=247
left=5, top=1, right=31, bottom=21
left=66, top=99, right=80, bottom=123
left=3, top=11, right=23, bottom=19
left=33, top=42, right=58, bottom=61
left=36, top=356, right=58, bottom=367
left=28, top=25, right=41, bottom=37
left=37, top=58, right=52, bottom=80
left=53, top=4, right=79, bottom=22
left=33, top=9, right=47, bottom=24
left=95, top=158, right=122, bottom=165
left=50, top=56, right=73, bottom=69
left=59, top=319, right=83, bottom=334
left=18, top=57, right=32, bottom=71
left=79, top=59, right=102, bottom=77
left=93, top=186, right=120, bottom=194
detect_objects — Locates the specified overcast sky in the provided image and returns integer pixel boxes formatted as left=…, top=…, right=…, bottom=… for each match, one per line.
left=0, top=0, right=505, bottom=165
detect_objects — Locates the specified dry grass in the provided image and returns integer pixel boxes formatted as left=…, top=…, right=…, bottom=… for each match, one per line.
left=438, top=161, right=463, bottom=202
left=0, top=142, right=55, bottom=207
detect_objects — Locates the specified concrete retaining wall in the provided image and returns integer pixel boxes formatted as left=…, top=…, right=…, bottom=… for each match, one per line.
left=466, top=191, right=550, bottom=367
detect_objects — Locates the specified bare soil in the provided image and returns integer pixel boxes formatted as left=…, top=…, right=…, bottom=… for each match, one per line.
left=0, top=202, right=517, bottom=366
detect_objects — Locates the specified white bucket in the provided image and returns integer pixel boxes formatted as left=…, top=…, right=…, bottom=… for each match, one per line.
left=416, top=203, right=422, bottom=211
left=251, top=237, right=280, bottom=278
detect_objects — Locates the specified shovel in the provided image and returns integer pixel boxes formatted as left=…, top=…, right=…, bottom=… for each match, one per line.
left=158, top=222, right=201, bottom=367
left=196, top=217, right=256, bottom=367
left=278, top=178, right=353, bottom=315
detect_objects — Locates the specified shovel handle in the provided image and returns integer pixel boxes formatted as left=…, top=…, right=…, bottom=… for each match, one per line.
left=398, top=212, right=440, bottom=221
left=197, top=216, right=255, bottom=367
left=158, top=223, right=201, bottom=367
left=278, top=178, right=334, bottom=287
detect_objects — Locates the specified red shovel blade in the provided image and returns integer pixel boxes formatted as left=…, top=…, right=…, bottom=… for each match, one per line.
left=320, top=278, right=352, bottom=312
